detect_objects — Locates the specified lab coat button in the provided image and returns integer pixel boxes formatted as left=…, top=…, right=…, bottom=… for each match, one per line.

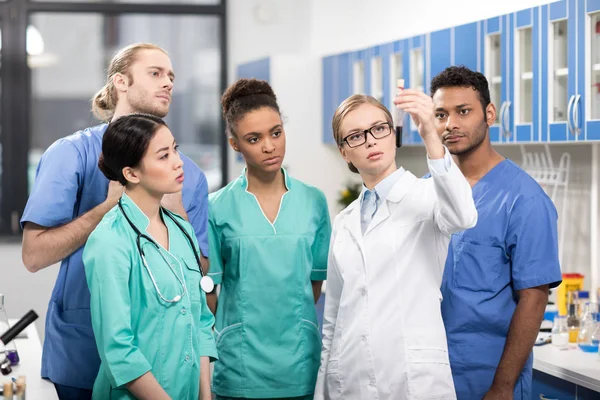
left=361, top=335, right=367, bottom=342
left=181, top=307, right=187, bottom=315
left=185, top=354, right=190, bottom=362
left=361, top=288, right=367, bottom=296
left=369, top=379, right=376, bottom=387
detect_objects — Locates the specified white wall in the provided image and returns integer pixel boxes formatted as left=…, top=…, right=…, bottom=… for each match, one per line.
left=0, top=244, right=58, bottom=337
left=309, top=0, right=557, bottom=56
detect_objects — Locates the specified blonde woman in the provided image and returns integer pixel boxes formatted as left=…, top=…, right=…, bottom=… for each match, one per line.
left=314, top=91, right=477, bottom=400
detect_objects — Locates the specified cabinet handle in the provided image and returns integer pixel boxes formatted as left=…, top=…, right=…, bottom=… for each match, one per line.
left=572, top=94, right=581, bottom=136
left=503, top=101, right=512, bottom=139
left=566, top=94, right=575, bottom=136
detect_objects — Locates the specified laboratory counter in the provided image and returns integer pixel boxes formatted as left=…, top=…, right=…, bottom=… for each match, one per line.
left=1, top=319, right=58, bottom=399
left=533, top=343, right=600, bottom=399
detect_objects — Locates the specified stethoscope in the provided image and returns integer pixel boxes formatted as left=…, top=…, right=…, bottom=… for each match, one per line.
left=118, top=198, right=215, bottom=303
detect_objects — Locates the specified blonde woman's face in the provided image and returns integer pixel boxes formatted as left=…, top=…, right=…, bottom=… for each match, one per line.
left=338, top=104, right=396, bottom=176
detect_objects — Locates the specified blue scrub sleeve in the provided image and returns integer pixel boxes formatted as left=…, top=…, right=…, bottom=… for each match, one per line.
left=507, top=193, right=562, bottom=290
left=187, top=171, right=210, bottom=258
left=311, top=191, right=332, bottom=281
left=207, top=208, right=224, bottom=285
left=83, top=230, right=152, bottom=388
left=21, top=139, right=83, bottom=229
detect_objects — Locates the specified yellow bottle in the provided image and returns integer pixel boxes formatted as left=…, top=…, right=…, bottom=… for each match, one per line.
left=557, top=274, right=584, bottom=316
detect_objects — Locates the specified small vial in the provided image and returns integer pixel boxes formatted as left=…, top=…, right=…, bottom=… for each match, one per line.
left=3, top=382, right=13, bottom=399
left=395, top=79, right=405, bottom=148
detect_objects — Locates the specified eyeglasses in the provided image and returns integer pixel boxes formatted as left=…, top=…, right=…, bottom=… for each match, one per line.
left=340, top=122, right=393, bottom=148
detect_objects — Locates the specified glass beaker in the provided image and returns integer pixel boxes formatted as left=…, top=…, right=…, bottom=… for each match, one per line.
left=551, top=315, right=569, bottom=347
left=0, top=294, right=19, bottom=366
left=577, top=309, right=599, bottom=352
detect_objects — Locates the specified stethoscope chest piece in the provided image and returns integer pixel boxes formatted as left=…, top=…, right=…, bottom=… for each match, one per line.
left=200, top=276, right=215, bottom=293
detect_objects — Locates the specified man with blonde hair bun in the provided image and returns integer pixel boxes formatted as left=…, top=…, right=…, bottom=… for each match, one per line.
left=21, top=43, right=211, bottom=400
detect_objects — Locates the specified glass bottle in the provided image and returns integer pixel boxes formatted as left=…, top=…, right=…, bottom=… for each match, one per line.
left=577, top=304, right=598, bottom=352
left=567, top=301, right=581, bottom=343
left=551, top=315, right=569, bottom=347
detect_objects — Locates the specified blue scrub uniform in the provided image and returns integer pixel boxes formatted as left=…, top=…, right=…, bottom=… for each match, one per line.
left=20, top=124, right=210, bottom=390
left=440, top=159, right=562, bottom=399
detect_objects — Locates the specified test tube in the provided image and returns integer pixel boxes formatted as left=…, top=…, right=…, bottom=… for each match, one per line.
left=395, top=79, right=405, bottom=148
left=15, top=376, right=24, bottom=400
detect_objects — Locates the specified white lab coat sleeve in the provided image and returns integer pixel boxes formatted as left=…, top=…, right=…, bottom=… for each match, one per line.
left=427, top=146, right=478, bottom=235
left=314, top=218, right=343, bottom=399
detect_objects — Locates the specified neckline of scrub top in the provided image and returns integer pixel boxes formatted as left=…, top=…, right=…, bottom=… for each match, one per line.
left=471, top=158, right=509, bottom=192
left=120, top=192, right=174, bottom=251
left=239, top=167, right=292, bottom=191
left=239, top=167, right=291, bottom=231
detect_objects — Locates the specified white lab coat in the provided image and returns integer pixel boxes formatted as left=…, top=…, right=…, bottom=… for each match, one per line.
left=314, top=155, right=477, bottom=400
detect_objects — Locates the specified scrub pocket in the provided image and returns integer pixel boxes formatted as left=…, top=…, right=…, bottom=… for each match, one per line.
left=405, top=329, right=455, bottom=400
left=182, top=255, right=202, bottom=302
left=300, top=319, right=322, bottom=386
left=213, top=323, right=245, bottom=389
left=455, top=239, right=509, bottom=293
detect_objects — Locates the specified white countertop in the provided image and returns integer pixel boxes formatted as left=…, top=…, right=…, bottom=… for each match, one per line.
left=533, top=344, right=600, bottom=392
left=1, top=319, right=58, bottom=399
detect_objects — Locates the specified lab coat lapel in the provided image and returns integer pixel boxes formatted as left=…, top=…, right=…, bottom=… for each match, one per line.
left=364, top=200, right=390, bottom=235
left=364, top=171, right=418, bottom=235
left=343, top=201, right=365, bottom=256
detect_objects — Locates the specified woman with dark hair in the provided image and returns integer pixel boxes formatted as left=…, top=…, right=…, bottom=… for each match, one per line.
left=207, top=78, right=331, bottom=400
left=83, top=113, right=217, bottom=400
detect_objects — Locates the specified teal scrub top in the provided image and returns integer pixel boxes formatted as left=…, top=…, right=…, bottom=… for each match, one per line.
left=208, top=169, right=331, bottom=398
left=83, top=194, right=218, bottom=400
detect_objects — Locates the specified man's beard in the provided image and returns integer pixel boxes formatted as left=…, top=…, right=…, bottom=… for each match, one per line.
left=447, top=120, right=488, bottom=156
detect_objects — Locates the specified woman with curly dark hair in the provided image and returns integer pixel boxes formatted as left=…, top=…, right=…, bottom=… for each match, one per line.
left=207, top=78, right=332, bottom=400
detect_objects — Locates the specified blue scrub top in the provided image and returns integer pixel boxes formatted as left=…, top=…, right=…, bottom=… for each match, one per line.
left=20, top=123, right=210, bottom=389
left=440, top=159, right=562, bottom=400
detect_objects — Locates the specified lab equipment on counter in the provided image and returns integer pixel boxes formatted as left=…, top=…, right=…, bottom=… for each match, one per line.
left=577, top=303, right=599, bottom=352
left=0, top=310, right=38, bottom=376
left=578, top=290, right=590, bottom=317
left=0, top=296, right=17, bottom=371
left=551, top=315, right=569, bottom=347
left=566, top=292, right=581, bottom=343
left=0, top=376, right=26, bottom=400
left=557, top=274, right=584, bottom=315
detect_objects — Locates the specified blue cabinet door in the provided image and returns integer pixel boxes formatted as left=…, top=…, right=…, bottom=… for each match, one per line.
left=407, top=35, right=427, bottom=145
left=513, top=8, right=540, bottom=143
left=532, top=370, right=577, bottom=399
left=429, top=28, right=452, bottom=83
left=453, top=22, right=480, bottom=72
left=378, top=43, right=394, bottom=118
left=481, top=16, right=511, bottom=143
left=387, top=40, right=413, bottom=146
left=545, top=0, right=579, bottom=142
left=581, top=0, right=600, bottom=140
